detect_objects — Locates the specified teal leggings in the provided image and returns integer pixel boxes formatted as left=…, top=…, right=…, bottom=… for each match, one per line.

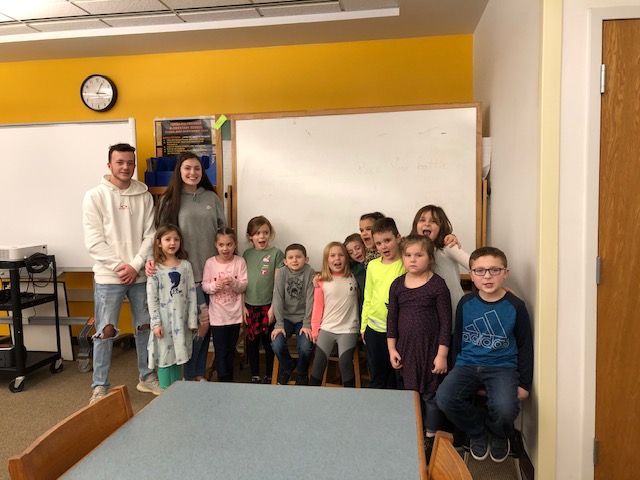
left=157, top=364, right=181, bottom=390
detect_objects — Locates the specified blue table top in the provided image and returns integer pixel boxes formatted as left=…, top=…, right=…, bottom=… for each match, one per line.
left=63, top=382, right=424, bottom=479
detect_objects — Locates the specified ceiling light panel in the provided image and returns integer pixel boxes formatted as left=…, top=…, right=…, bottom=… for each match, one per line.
left=162, top=0, right=253, bottom=8
left=73, top=0, right=168, bottom=15
left=32, top=18, right=109, bottom=32
left=102, top=13, right=183, bottom=27
left=0, top=1, right=87, bottom=21
left=179, top=8, right=260, bottom=22
left=259, top=3, right=341, bottom=17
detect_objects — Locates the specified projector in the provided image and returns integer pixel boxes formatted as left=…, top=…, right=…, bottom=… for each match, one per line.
left=0, top=244, right=48, bottom=261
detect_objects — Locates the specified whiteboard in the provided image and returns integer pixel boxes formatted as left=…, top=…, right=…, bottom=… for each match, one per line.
left=234, top=105, right=480, bottom=271
left=0, top=119, right=136, bottom=271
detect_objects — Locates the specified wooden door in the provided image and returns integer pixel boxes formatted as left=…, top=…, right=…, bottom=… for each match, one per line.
left=596, top=19, right=640, bottom=480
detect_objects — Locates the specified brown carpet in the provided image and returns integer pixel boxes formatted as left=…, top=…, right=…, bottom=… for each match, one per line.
left=1, top=349, right=525, bottom=480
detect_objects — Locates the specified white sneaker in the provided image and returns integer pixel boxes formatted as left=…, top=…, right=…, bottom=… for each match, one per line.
left=137, top=373, right=162, bottom=395
left=90, top=385, right=108, bottom=404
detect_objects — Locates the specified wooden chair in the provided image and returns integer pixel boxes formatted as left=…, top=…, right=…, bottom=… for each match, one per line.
left=8, top=385, right=134, bottom=480
left=428, top=431, right=472, bottom=480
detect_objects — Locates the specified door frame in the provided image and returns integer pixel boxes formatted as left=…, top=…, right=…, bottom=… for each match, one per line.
left=585, top=7, right=640, bottom=479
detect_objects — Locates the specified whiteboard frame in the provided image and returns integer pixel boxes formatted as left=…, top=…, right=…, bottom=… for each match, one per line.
left=231, top=104, right=482, bottom=268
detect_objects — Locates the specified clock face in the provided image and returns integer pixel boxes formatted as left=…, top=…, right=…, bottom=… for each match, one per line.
left=80, top=74, right=117, bottom=112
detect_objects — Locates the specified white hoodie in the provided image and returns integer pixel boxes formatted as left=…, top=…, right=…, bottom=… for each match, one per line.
left=82, top=175, right=155, bottom=284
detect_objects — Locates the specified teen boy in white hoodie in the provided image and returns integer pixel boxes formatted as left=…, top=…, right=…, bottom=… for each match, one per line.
left=83, top=143, right=160, bottom=403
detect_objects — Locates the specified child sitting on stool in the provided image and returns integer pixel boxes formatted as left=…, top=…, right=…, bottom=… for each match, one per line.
left=436, top=247, right=533, bottom=463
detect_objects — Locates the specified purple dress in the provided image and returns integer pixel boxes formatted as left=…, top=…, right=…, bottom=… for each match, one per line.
left=387, top=273, right=452, bottom=394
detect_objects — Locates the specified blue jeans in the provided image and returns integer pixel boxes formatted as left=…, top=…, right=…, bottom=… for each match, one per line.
left=436, top=366, right=520, bottom=440
left=92, top=282, right=153, bottom=389
left=271, top=320, right=314, bottom=374
left=183, top=286, right=210, bottom=381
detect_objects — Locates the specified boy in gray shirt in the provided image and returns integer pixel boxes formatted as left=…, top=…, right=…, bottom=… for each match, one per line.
left=270, top=244, right=315, bottom=385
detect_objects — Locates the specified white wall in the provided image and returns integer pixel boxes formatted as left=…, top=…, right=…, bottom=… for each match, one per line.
left=558, top=2, right=640, bottom=479
left=474, top=0, right=541, bottom=465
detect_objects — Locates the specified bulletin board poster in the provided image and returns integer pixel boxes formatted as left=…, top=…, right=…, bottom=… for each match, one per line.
left=154, top=117, right=215, bottom=158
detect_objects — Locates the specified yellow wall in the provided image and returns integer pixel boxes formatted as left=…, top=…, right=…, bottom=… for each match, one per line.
left=0, top=34, right=472, bottom=334
left=0, top=35, right=472, bottom=160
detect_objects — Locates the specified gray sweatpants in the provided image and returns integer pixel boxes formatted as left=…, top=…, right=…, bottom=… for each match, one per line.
left=310, top=331, right=358, bottom=387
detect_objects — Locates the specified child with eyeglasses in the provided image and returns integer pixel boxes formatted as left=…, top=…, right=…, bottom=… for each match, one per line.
left=436, top=247, right=533, bottom=465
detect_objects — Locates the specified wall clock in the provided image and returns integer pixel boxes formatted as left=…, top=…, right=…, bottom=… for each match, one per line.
left=80, top=74, right=117, bottom=112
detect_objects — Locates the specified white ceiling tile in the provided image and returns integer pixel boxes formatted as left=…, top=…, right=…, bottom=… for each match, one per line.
left=0, top=13, right=13, bottom=22
left=179, top=8, right=260, bottom=22
left=102, top=13, right=183, bottom=27
left=73, top=0, right=168, bottom=15
left=0, top=24, right=39, bottom=35
left=259, top=3, right=341, bottom=17
left=341, top=0, right=397, bottom=11
left=163, top=0, right=252, bottom=8
left=0, top=1, right=88, bottom=21
left=32, top=18, right=109, bottom=32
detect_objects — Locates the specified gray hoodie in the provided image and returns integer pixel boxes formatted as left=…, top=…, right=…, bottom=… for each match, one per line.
left=176, top=187, right=226, bottom=283
left=272, top=264, right=315, bottom=329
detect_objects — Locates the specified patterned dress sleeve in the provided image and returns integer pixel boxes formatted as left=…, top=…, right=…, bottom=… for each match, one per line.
left=146, top=273, right=161, bottom=329
left=435, top=276, right=452, bottom=347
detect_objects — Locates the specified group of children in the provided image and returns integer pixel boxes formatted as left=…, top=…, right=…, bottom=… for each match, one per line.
left=146, top=205, right=533, bottom=464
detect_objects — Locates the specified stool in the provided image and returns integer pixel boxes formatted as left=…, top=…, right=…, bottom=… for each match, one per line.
left=321, top=344, right=361, bottom=388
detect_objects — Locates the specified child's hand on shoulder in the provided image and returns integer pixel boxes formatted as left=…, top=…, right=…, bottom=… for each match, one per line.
left=153, top=326, right=163, bottom=338
left=312, top=274, right=321, bottom=288
left=504, top=286, right=519, bottom=298
left=443, top=234, right=461, bottom=249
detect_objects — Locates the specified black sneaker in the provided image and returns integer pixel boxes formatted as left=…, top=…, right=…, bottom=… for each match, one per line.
left=261, top=376, right=272, bottom=384
left=295, top=373, right=309, bottom=385
left=470, top=434, right=490, bottom=461
left=490, top=437, right=510, bottom=463
left=424, top=435, right=434, bottom=463
left=277, top=369, right=293, bottom=385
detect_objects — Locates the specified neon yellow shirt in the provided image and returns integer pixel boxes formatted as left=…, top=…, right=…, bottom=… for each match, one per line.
left=360, top=257, right=406, bottom=333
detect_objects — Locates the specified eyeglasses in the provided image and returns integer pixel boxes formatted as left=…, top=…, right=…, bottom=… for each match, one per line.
left=470, top=267, right=506, bottom=276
